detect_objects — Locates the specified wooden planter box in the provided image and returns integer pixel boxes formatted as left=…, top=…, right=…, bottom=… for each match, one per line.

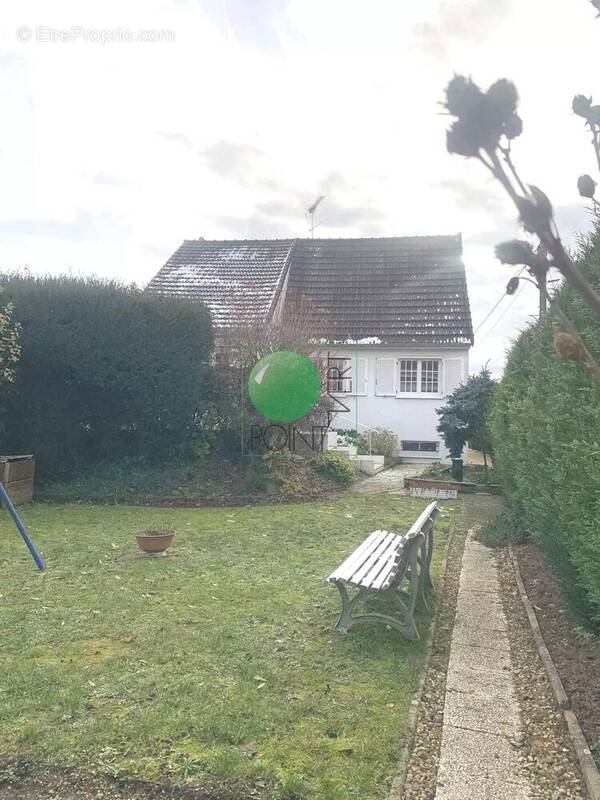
left=0, top=455, right=35, bottom=505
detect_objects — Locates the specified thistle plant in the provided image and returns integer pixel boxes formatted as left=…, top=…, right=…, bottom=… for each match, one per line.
left=443, top=64, right=600, bottom=381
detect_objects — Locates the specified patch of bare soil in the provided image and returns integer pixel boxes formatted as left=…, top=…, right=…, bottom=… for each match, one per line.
left=515, top=543, right=600, bottom=767
left=0, top=760, right=263, bottom=800
left=496, top=550, right=587, bottom=798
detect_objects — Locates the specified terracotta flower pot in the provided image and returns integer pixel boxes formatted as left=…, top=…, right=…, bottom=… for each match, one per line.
left=135, top=529, right=175, bottom=555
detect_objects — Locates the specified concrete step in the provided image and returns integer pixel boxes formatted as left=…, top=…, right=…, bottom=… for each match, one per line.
left=349, top=454, right=385, bottom=475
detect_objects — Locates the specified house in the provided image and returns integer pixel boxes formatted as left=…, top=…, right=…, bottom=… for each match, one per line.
left=146, top=235, right=473, bottom=461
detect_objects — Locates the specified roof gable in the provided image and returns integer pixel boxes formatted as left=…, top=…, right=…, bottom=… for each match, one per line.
left=145, top=239, right=295, bottom=327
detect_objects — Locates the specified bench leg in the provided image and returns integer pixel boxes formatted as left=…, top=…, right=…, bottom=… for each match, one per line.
left=331, top=551, right=420, bottom=642
left=333, top=582, right=366, bottom=634
left=424, top=524, right=434, bottom=590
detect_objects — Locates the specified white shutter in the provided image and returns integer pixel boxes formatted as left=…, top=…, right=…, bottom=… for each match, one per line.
left=355, top=357, right=368, bottom=396
left=443, top=358, right=464, bottom=396
left=376, top=358, right=396, bottom=396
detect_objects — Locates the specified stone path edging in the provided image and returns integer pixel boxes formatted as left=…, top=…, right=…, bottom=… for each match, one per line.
left=509, top=545, right=600, bottom=800
left=387, top=527, right=454, bottom=799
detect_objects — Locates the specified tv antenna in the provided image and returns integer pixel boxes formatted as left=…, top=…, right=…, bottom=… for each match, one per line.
left=307, top=195, right=325, bottom=238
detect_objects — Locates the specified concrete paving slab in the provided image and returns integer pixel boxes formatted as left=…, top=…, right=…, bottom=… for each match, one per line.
left=447, top=642, right=513, bottom=675
left=446, top=663, right=515, bottom=695
left=437, top=725, right=528, bottom=785
left=455, top=605, right=508, bottom=631
left=444, top=688, right=520, bottom=728
left=443, top=698, right=520, bottom=736
left=451, top=625, right=511, bottom=651
left=455, top=594, right=505, bottom=615
left=457, top=577, right=500, bottom=594
left=436, top=776, right=532, bottom=799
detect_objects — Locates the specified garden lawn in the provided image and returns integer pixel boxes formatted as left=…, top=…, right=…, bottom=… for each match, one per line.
left=0, top=495, right=459, bottom=800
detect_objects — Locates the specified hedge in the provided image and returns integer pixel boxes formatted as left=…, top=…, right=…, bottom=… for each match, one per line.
left=489, top=221, right=600, bottom=623
left=0, top=275, right=214, bottom=478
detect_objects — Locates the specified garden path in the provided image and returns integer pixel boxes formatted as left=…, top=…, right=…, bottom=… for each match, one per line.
left=434, top=528, right=532, bottom=799
left=350, top=463, right=430, bottom=494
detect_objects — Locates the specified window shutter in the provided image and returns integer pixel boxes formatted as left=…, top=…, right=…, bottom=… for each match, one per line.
left=443, top=358, right=464, bottom=396
left=355, top=357, right=368, bottom=396
left=376, top=358, right=396, bottom=396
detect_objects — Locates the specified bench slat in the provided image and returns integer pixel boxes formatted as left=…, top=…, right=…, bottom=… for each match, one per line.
left=360, top=535, right=404, bottom=590
left=327, top=530, right=387, bottom=583
left=405, top=501, right=438, bottom=539
left=370, top=538, right=408, bottom=591
left=349, top=531, right=400, bottom=586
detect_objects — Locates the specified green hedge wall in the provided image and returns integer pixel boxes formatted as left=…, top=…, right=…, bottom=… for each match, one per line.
left=489, top=223, right=600, bottom=623
left=0, top=275, right=214, bottom=478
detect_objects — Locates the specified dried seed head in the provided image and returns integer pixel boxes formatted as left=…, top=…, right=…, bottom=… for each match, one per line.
left=445, top=75, right=484, bottom=117
left=516, top=187, right=553, bottom=234
left=588, top=105, right=600, bottom=125
left=592, top=0, right=600, bottom=17
left=572, top=94, right=592, bottom=117
left=504, top=114, right=523, bottom=140
left=554, top=332, right=584, bottom=362
left=577, top=174, right=597, bottom=199
left=486, top=79, right=519, bottom=127
left=506, top=276, right=520, bottom=295
left=495, top=240, right=536, bottom=266
left=446, top=119, right=482, bottom=157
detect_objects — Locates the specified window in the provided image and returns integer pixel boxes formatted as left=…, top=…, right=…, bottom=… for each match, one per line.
left=327, top=357, right=352, bottom=393
left=420, top=360, right=439, bottom=393
left=399, top=360, right=418, bottom=393
left=397, top=359, right=441, bottom=396
left=401, top=441, right=440, bottom=453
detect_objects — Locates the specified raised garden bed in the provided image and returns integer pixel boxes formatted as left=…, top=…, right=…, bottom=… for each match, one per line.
left=0, top=455, right=35, bottom=505
left=515, top=542, right=600, bottom=770
left=405, top=476, right=502, bottom=495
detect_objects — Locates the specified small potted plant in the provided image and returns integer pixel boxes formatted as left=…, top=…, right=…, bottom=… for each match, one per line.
left=135, top=527, right=175, bottom=555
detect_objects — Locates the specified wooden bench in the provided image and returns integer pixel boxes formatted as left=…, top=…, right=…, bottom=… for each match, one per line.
left=324, top=501, right=438, bottom=641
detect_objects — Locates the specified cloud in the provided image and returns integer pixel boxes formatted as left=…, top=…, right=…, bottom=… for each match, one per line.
left=0, top=211, right=129, bottom=243
left=415, top=0, right=512, bottom=58
left=215, top=212, right=293, bottom=239
left=93, top=171, right=128, bottom=187
left=157, top=130, right=196, bottom=151
left=201, top=140, right=264, bottom=182
left=315, top=197, right=385, bottom=233
left=437, top=178, right=509, bottom=218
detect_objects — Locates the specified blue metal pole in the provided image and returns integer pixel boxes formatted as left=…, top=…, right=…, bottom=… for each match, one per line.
left=0, top=480, right=45, bottom=570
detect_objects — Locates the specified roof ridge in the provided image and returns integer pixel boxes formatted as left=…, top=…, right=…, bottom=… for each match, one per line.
left=180, top=234, right=461, bottom=245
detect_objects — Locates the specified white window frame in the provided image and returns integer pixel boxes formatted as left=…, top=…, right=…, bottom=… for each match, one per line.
left=396, top=358, right=443, bottom=398
left=327, top=355, right=368, bottom=396
left=327, top=357, right=353, bottom=394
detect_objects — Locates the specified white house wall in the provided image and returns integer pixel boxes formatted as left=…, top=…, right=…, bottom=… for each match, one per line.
left=324, top=346, right=470, bottom=462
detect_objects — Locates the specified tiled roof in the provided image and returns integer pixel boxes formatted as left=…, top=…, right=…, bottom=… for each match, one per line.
left=287, top=236, right=473, bottom=345
left=146, top=235, right=473, bottom=346
left=145, top=239, right=295, bottom=327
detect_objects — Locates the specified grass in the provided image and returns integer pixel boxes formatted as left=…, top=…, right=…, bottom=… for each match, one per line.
left=0, top=495, right=460, bottom=799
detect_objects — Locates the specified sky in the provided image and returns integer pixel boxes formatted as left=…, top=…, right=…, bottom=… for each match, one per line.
left=0, top=0, right=598, bottom=376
